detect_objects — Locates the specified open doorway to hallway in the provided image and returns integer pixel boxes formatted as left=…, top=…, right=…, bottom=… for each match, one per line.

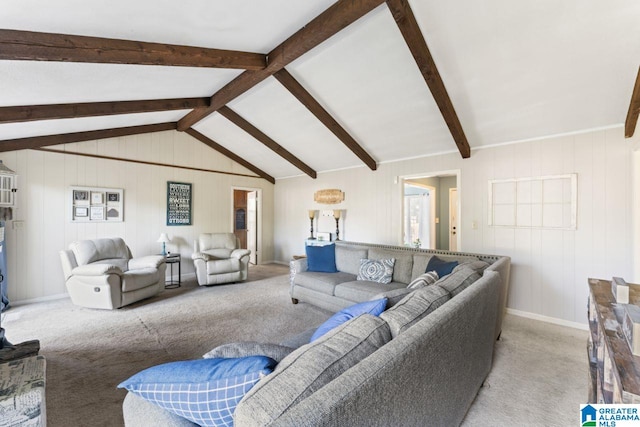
left=401, top=171, right=460, bottom=251
left=232, top=187, right=261, bottom=265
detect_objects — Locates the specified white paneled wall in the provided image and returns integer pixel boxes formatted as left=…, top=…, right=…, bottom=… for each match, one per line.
left=275, top=127, right=635, bottom=325
left=0, top=130, right=274, bottom=303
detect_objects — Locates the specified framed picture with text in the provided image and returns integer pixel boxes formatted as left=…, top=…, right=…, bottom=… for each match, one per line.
left=167, top=181, right=192, bottom=226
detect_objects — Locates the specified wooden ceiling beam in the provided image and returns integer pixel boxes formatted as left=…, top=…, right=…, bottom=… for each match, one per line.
left=185, top=129, right=275, bottom=184
left=386, top=0, right=471, bottom=158
left=0, top=98, right=209, bottom=124
left=0, top=29, right=266, bottom=70
left=0, top=122, right=176, bottom=152
left=177, top=0, right=386, bottom=130
left=625, top=66, right=640, bottom=138
left=218, top=106, right=317, bottom=179
left=274, top=69, right=377, bottom=171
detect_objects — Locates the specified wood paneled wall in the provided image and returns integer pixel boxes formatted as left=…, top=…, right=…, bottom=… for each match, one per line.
left=275, top=127, right=635, bottom=326
left=0, top=130, right=274, bottom=303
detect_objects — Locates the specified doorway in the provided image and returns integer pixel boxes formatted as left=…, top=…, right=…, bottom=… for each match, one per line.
left=403, top=183, right=436, bottom=249
left=232, top=187, right=260, bottom=265
left=400, top=171, right=460, bottom=251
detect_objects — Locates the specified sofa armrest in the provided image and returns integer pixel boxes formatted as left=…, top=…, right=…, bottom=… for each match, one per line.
left=191, top=252, right=211, bottom=261
left=231, top=249, right=251, bottom=260
left=71, top=264, right=123, bottom=276
left=290, top=257, right=308, bottom=274
left=128, top=255, right=165, bottom=270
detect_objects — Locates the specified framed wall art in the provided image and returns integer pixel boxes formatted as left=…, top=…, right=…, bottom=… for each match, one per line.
left=71, top=186, right=124, bottom=222
left=167, top=181, right=192, bottom=226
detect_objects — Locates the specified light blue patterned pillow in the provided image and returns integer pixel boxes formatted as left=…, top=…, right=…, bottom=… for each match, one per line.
left=357, top=258, right=395, bottom=284
left=118, top=356, right=276, bottom=427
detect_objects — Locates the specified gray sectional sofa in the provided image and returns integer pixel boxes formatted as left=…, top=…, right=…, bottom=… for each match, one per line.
left=122, top=241, right=511, bottom=426
left=290, top=241, right=511, bottom=340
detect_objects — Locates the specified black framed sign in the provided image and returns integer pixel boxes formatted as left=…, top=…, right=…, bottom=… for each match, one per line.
left=167, top=181, right=192, bottom=226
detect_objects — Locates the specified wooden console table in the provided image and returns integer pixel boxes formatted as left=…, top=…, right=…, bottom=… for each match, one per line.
left=588, top=278, right=640, bottom=403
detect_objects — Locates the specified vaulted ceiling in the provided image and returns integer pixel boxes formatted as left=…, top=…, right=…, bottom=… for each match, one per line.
left=1, top=0, right=639, bottom=182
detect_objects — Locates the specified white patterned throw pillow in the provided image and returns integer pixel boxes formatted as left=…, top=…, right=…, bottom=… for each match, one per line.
left=406, top=271, right=439, bottom=290
left=357, top=258, right=395, bottom=284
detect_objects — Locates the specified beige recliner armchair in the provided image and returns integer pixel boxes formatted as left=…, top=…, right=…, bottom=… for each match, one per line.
left=192, top=233, right=251, bottom=286
left=59, top=237, right=166, bottom=309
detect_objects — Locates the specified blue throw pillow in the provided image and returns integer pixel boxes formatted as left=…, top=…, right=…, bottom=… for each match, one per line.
left=306, top=244, right=338, bottom=273
left=426, top=256, right=458, bottom=278
left=118, top=356, right=276, bottom=427
left=310, top=298, right=387, bottom=342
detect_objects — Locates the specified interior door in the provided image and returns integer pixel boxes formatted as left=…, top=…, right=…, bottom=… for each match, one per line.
left=449, top=188, right=458, bottom=251
left=233, top=190, right=247, bottom=249
left=247, top=191, right=258, bottom=264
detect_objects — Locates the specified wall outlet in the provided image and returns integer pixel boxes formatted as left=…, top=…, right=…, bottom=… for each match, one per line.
left=12, top=220, right=24, bottom=229
left=472, top=221, right=478, bottom=230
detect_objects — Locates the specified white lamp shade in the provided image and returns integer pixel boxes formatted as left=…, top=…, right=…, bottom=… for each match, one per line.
left=157, top=233, right=171, bottom=243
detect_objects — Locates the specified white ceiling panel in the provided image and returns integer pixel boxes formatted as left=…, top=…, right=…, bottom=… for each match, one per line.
left=193, top=112, right=303, bottom=179
left=1, top=0, right=337, bottom=53
left=0, top=61, right=242, bottom=106
left=228, top=78, right=369, bottom=172
left=0, top=110, right=187, bottom=141
left=410, top=0, right=640, bottom=147
left=287, top=5, right=458, bottom=162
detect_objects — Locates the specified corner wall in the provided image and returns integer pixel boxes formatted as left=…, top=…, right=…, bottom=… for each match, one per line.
left=275, top=127, right=634, bottom=325
left=0, top=130, right=274, bottom=303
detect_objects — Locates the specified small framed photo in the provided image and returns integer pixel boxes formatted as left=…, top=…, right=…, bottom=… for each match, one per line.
left=106, top=207, right=122, bottom=221
left=106, top=192, right=120, bottom=203
left=91, top=192, right=104, bottom=204
left=90, top=207, right=105, bottom=221
left=74, top=207, right=88, bottom=218
left=73, top=190, right=89, bottom=202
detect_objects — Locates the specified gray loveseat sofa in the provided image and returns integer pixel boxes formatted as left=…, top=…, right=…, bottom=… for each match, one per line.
left=122, top=241, right=510, bottom=426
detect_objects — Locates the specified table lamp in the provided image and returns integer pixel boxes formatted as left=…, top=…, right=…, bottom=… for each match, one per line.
left=157, top=233, right=171, bottom=256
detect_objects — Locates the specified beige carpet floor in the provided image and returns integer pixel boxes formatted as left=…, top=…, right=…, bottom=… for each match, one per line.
left=2, top=264, right=588, bottom=426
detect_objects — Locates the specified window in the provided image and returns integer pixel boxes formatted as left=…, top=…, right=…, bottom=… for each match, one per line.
left=488, top=174, right=577, bottom=230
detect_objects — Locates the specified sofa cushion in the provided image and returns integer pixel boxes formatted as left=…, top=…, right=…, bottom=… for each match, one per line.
left=203, top=342, right=295, bottom=363
left=206, top=258, right=240, bottom=275
left=426, top=256, right=459, bottom=277
left=380, top=285, right=450, bottom=337
left=370, top=287, right=414, bottom=307
left=411, top=254, right=481, bottom=281
left=435, top=265, right=481, bottom=297
left=92, top=258, right=129, bottom=272
left=295, top=271, right=356, bottom=296
left=453, top=260, right=490, bottom=275
left=335, top=245, right=368, bottom=275
left=357, top=258, right=395, bottom=284
left=407, top=271, right=439, bottom=290
left=121, top=268, right=160, bottom=292
left=203, top=248, right=233, bottom=259
left=335, top=280, right=406, bottom=302
left=234, top=314, right=391, bottom=425
left=305, top=244, right=338, bottom=273
left=199, top=233, right=236, bottom=251
left=118, top=356, right=276, bottom=427
left=70, top=237, right=129, bottom=266
left=368, top=248, right=413, bottom=284
left=310, top=298, right=387, bottom=342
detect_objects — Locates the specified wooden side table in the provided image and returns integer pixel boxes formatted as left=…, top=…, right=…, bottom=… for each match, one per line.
left=164, top=254, right=181, bottom=289
left=588, top=278, right=640, bottom=403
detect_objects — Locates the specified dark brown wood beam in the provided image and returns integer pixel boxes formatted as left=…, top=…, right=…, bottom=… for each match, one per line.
left=218, top=106, right=317, bottom=179
left=0, top=122, right=176, bottom=152
left=625, top=66, right=640, bottom=138
left=386, top=0, right=471, bottom=158
left=177, top=0, right=386, bottom=130
left=274, top=69, right=377, bottom=171
left=0, top=98, right=209, bottom=124
left=0, top=29, right=266, bottom=70
left=36, top=147, right=263, bottom=182
left=185, top=129, right=275, bottom=184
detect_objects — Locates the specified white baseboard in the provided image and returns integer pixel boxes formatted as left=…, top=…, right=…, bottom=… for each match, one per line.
left=10, top=293, right=69, bottom=306
left=506, top=308, right=588, bottom=331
